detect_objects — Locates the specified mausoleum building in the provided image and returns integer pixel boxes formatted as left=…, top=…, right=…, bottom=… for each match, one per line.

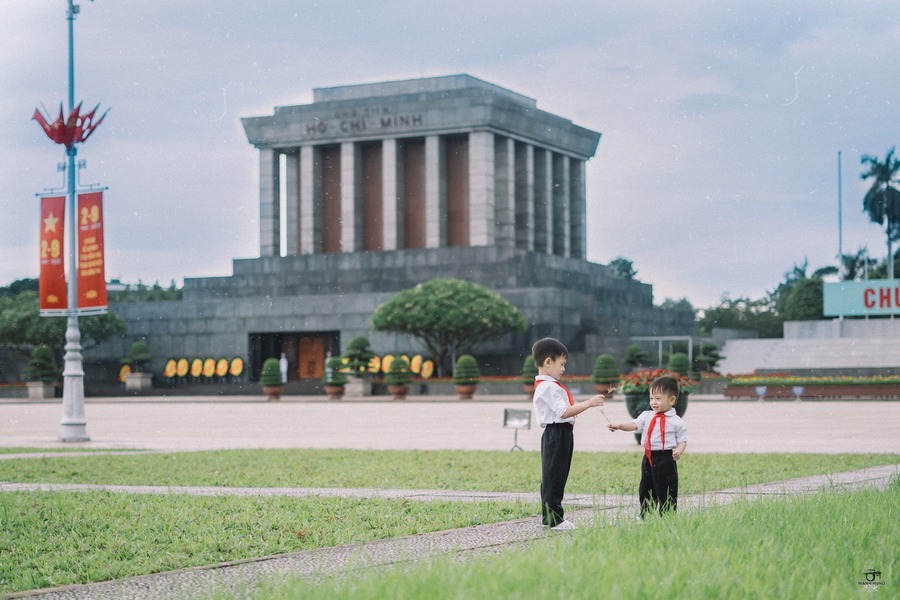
left=87, top=75, right=694, bottom=387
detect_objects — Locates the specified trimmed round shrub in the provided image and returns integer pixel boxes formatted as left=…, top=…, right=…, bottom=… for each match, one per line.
left=520, top=355, right=538, bottom=385
left=259, top=358, right=284, bottom=386
left=591, top=353, right=619, bottom=384
left=385, top=357, right=412, bottom=386
left=452, top=354, right=481, bottom=385
left=322, top=356, right=349, bottom=386
left=667, top=352, right=691, bottom=376
left=26, top=345, right=59, bottom=384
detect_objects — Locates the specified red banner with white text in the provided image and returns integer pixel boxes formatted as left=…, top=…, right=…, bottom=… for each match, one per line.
left=76, top=191, right=108, bottom=313
left=39, top=195, right=68, bottom=315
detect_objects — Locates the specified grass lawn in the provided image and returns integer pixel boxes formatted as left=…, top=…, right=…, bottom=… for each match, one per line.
left=0, top=448, right=897, bottom=595
left=252, top=480, right=898, bottom=600
left=0, top=448, right=897, bottom=495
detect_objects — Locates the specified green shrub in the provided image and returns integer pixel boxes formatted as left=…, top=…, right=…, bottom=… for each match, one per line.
left=667, top=352, right=691, bottom=375
left=520, top=356, right=538, bottom=385
left=258, top=358, right=283, bottom=386
left=590, top=353, right=618, bottom=384
left=452, top=354, right=481, bottom=385
left=623, top=344, right=649, bottom=368
left=26, top=345, right=58, bottom=384
left=128, top=341, right=152, bottom=373
left=322, top=357, right=348, bottom=386
left=343, top=336, right=375, bottom=376
left=385, top=357, right=412, bottom=386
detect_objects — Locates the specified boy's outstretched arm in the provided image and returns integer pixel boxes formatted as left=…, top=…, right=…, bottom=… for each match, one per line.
left=608, top=421, right=637, bottom=432
left=560, top=394, right=605, bottom=419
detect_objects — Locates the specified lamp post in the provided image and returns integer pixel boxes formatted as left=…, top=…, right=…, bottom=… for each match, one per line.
left=59, top=0, right=88, bottom=442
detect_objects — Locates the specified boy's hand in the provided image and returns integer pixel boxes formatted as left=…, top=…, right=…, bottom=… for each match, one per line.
left=673, top=447, right=683, bottom=460
left=607, top=423, right=618, bottom=432
left=586, top=394, right=605, bottom=408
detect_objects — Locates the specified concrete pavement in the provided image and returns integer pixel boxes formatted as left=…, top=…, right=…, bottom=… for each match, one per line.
left=1, top=395, right=899, bottom=454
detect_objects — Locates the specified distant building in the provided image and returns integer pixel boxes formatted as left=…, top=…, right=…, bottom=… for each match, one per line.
left=87, top=75, right=693, bottom=387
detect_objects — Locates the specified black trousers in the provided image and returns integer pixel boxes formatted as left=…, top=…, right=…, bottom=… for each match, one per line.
left=540, top=422, right=574, bottom=526
left=639, top=450, right=678, bottom=518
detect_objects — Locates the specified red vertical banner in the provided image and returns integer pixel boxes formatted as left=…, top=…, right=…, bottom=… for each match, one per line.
left=39, top=195, right=68, bottom=315
left=76, top=191, right=108, bottom=313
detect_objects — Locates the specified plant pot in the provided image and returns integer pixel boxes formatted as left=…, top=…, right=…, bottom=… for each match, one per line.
left=262, top=385, right=285, bottom=400
left=27, top=381, right=56, bottom=400
left=624, top=391, right=689, bottom=444
left=345, top=377, right=372, bottom=398
left=323, top=385, right=345, bottom=400
left=388, top=384, right=409, bottom=400
left=125, top=372, right=153, bottom=391
left=454, top=383, right=477, bottom=399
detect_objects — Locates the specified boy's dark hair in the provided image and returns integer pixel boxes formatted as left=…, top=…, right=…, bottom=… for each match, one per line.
left=649, top=376, right=679, bottom=398
left=532, top=337, right=568, bottom=367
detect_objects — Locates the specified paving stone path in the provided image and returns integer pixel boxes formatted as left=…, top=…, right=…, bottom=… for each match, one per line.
left=5, top=463, right=898, bottom=600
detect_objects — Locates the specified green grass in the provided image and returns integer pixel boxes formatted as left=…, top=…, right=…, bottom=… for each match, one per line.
left=248, top=479, right=900, bottom=600
left=0, top=492, right=533, bottom=594
left=0, top=447, right=143, bottom=455
left=1, top=449, right=897, bottom=595
left=0, top=448, right=896, bottom=495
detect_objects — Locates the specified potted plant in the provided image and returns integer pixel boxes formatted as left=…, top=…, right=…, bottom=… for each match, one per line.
left=259, top=357, right=285, bottom=400
left=452, top=354, right=481, bottom=399
left=343, top=336, right=375, bottom=397
left=26, top=345, right=58, bottom=399
left=520, top=356, right=538, bottom=397
left=590, top=353, right=619, bottom=394
left=321, top=356, right=348, bottom=399
left=385, top=357, right=413, bottom=400
left=124, top=341, right=153, bottom=390
left=667, top=352, right=691, bottom=376
left=623, top=344, right=649, bottom=371
left=619, top=368, right=696, bottom=444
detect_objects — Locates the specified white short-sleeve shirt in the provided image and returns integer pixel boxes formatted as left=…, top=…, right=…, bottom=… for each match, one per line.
left=532, top=375, right=574, bottom=427
left=632, top=409, right=687, bottom=450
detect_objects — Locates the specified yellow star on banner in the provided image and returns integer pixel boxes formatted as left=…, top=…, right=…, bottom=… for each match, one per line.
left=44, top=211, right=59, bottom=233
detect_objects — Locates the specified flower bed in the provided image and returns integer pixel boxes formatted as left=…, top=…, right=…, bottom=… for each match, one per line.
left=724, top=381, right=900, bottom=399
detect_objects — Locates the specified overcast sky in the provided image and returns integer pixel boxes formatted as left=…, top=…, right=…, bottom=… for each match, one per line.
left=2, top=1, right=898, bottom=309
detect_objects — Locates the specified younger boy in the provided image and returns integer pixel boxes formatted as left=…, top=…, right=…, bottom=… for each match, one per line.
left=532, top=337, right=606, bottom=530
left=608, top=375, right=687, bottom=517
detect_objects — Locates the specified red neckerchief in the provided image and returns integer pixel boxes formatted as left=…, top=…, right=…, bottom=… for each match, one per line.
left=533, top=379, right=574, bottom=406
left=644, top=412, right=666, bottom=467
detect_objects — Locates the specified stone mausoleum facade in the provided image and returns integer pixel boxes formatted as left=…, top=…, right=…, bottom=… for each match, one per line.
left=87, top=75, right=694, bottom=388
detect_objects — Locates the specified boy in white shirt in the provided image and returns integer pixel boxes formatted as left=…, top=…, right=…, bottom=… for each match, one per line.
left=608, top=375, right=688, bottom=517
left=532, top=337, right=606, bottom=530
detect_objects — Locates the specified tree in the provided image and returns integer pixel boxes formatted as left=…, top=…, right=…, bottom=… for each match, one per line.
left=370, top=278, right=528, bottom=375
left=608, top=257, right=637, bottom=280
left=860, top=147, right=900, bottom=279
left=781, top=277, right=824, bottom=321
left=840, top=247, right=877, bottom=280
left=0, top=290, right=126, bottom=356
left=658, top=297, right=695, bottom=313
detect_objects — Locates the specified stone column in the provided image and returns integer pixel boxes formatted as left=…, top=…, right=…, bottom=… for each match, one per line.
left=382, top=138, right=401, bottom=250
left=514, top=143, right=534, bottom=251
left=258, top=148, right=280, bottom=257
left=283, top=151, right=300, bottom=255
left=299, top=145, right=319, bottom=255
left=468, top=131, right=494, bottom=246
left=570, top=158, right=587, bottom=259
left=494, top=136, right=516, bottom=249
left=553, top=153, right=570, bottom=257
left=534, top=147, right=553, bottom=254
left=341, top=142, right=361, bottom=252
left=425, top=135, right=445, bottom=248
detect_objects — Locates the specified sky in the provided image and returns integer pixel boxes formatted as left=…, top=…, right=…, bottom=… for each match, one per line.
left=2, top=1, right=898, bottom=310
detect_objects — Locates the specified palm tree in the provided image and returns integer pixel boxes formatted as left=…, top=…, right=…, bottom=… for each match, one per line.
left=860, top=147, right=900, bottom=279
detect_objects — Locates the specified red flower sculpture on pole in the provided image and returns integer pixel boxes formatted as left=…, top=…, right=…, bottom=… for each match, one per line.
left=33, top=102, right=108, bottom=148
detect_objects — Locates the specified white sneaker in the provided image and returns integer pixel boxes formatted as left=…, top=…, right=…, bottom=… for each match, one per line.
left=550, top=519, right=577, bottom=531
